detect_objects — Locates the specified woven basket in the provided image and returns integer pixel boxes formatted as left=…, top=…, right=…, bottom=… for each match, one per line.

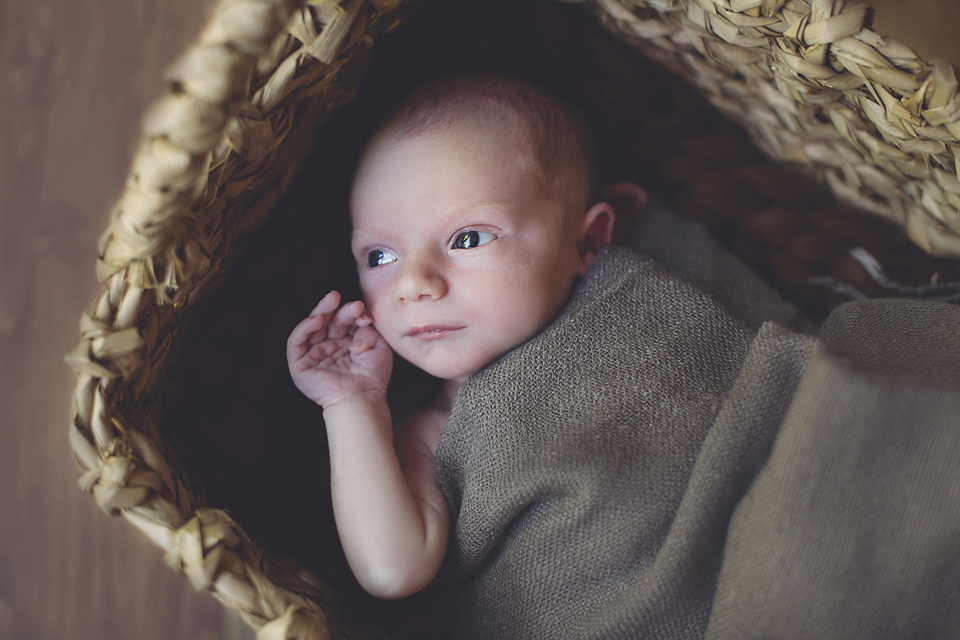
left=66, top=0, right=960, bottom=637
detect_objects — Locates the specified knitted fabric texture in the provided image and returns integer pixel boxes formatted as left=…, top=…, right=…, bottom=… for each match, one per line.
left=432, top=245, right=960, bottom=639
left=707, top=299, right=960, bottom=640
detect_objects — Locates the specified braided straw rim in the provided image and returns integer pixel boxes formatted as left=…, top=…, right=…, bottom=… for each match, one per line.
left=578, top=0, right=960, bottom=258
left=66, top=0, right=401, bottom=637
left=67, top=0, right=960, bottom=638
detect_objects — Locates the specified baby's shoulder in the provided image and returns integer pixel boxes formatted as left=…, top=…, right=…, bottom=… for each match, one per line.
left=579, top=245, right=705, bottom=306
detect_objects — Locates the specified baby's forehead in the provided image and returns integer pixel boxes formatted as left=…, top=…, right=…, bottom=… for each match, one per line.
left=390, top=108, right=536, bottom=155
left=353, top=117, right=540, bottom=188
left=348, top=129, right=565, bottom=235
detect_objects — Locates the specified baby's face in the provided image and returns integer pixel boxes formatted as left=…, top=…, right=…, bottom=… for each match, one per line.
left=350, top=124, right=585, bottom=380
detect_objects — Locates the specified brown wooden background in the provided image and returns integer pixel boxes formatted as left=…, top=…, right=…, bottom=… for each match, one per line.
left=0, top=0, right=225, bottom=638
left=0, top=1, right=955, bottom=639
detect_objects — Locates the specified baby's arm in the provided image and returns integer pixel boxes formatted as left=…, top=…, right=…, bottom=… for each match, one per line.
left=286, top=291, right=448, bottom=599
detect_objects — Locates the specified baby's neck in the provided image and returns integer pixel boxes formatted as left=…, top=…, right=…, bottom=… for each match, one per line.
left=432, top=376, right=467, bottom=413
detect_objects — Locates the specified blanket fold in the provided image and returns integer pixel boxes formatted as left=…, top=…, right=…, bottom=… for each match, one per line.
left=431, top=245, right=960, bottom=639
left=706, top=300, right=960, bottom=640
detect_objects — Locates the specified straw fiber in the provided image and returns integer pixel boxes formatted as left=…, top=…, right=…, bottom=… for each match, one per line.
left=585, top=0, right=960, bottom=258
left=65, top=0, right=960, bottom=638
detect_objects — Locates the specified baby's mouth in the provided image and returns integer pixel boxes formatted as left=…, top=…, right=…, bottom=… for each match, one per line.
left=405, top=325, right=465, bottom=340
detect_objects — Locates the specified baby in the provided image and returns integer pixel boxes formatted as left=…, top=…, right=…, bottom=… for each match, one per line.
left=288, top=73, right=960, bottom=640
left=286, top=73, right=632, bottom=600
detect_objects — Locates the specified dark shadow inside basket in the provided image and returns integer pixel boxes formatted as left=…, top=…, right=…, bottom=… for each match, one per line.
left=159, top=0, right=960, bottom=634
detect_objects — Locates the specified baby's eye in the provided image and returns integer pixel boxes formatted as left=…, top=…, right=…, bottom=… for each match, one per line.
left=367, top=249, right=397, bottom=268
left=451, top=230, right=498, bottom=250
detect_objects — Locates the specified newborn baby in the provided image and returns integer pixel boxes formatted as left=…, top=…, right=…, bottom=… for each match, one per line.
left=288, top=73, right=960, bottom=640
left=287, top=73, right=625, bottom=599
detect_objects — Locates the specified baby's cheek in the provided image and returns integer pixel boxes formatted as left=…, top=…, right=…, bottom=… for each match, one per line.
left=361, top=291, right=388, bottom=325
left=371, top=318, right=398, bottom=348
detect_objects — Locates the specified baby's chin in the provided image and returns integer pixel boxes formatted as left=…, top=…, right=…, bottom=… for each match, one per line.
left=411, top=358, right=483, bottom=382
left=397, top=347, right=498, bottom=382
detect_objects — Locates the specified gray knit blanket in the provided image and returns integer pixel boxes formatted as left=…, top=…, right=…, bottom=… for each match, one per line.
left=430, top=245, right=960, bottom=640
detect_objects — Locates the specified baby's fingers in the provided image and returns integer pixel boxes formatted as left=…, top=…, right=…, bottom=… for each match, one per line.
left=310, top=290, right=341, bottom=318
left=356, top=309, right=374, bottom=327
left=289, top=291, right=343, bottom=354
left=349, top=324, right=381, bottom=354
left=289, top=291, right=340, bottom=349
left=286, top=315, right=326, bottom=363
left=327, top=300, right=366, bottom=340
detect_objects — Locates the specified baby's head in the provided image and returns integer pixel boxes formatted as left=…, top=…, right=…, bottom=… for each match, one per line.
left=349, top=74, right=616, bottom=380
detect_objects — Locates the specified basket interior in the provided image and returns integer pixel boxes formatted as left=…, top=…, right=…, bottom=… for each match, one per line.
left=155, top=0, right=960, bottom=634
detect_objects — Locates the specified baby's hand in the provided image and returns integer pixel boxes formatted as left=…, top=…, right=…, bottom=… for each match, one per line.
left=286, top=291, right=393, bottom=409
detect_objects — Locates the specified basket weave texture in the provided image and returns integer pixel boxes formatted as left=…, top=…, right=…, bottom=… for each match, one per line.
left=586, top=0, right=960, bottom=258
left=65, top=0, right=960, bottom=638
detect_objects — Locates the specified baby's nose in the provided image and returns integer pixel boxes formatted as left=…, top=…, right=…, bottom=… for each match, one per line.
left=395, top=257, right=447, bottom=302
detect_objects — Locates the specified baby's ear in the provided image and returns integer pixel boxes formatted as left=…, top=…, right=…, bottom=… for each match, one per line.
left=601, top=182, right=647, bottom=245
left=576, top=200, right=616, bottom=275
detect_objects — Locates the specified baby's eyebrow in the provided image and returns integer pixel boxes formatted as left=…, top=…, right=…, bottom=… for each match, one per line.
left=450, top=201, right=516, bottom=216
left=350, top=226, right=389, bottom=239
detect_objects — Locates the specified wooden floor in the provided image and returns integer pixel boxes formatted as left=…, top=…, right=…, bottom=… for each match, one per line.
left=0, top=0, right=223, bottom=638
left=0, top=1, right=957, bottom=639
left=871, top=0, right=960, bottom=65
